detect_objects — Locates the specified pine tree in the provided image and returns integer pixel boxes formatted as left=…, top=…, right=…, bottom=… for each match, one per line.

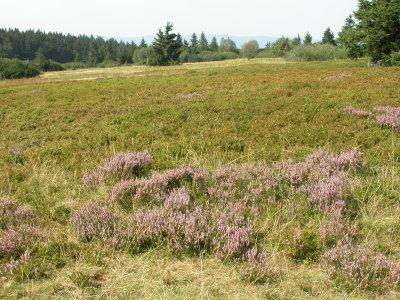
left=199, top=32, right=208, bottom=51
left=139, top=38, right=148, bottom=49
left=322, top=27, right=336, bottom=45
left=34, top=47, right=48, bottom=70
left=303, top=32, right=313, bottom=45
left=354, top=0, right=400, bottom=63
left=104, top=42, right=113, bottom=61
left=87, top=39, right=98, bottom=66
left=292, top=34, right=302, bottom=46
left=208, top=37, right=218, bottom=51
left=150, top=22, right=182, bottom=65
left=190, top=33, right=199, bottom=54
left=338, top=15, right=364, bottom=59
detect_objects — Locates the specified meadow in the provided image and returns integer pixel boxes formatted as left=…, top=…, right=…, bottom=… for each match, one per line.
left=0, top=58, right=399, bottom=299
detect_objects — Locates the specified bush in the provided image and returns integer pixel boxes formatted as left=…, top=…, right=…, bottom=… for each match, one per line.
left=0, top=58, right=41, bottom=79
left=285, top=44, right=347, bottom=62
left=133, top=48, right=150, bottom=65
left=44, top=60, right=65, bottom=71
left=383, top=51, right=400, bottom=66
left=180, top=51, right=239, bottom=63
left=256, top=48, right=277, bottom=58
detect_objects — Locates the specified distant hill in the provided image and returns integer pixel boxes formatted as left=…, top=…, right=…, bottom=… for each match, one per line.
left=115, top=34, right=278, bottom=48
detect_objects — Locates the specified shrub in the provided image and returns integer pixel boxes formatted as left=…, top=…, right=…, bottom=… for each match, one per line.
left=180, top=51, right=239, bottom=63
left=74, top=148, right=368, bottom=286
left=0, top=58, right=41, bottom=79
left=82, top=151, right=153, bottom=186
left=71, top=202, right=120, bottom=243
left=383, top=51, right=400, bottom=66
left=132, top=48, right=149, bottom=65
left=0, top=200, right=36, bottom=276
left=285, top=44, right=347, bottom=62
left=255, top=48, right=277, bottom=58
left=323, top=239, right=400, bottom=291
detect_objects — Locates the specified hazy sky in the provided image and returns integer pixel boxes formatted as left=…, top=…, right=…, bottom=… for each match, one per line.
left=2, top=0, right=359, bottom=40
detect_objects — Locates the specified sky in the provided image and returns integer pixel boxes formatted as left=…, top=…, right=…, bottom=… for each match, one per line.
left=1, top=0, right=359, bottom=41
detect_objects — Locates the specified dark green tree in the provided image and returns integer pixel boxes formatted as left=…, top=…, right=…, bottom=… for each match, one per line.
left=292, top=34, right=302, bottom=46
left=322, top=27, right=337, bottom=45
left=338, top=15, right=364, bottom=59
left=87, top=39, right=98, bottom=66
left=139, top=38, right=148, bottom=49
left=354, top=0, right=400, bottom=63
left=199, top=32, right=208, bottom=51
left=190, top=33, right=199, bottom=54
left=208, top=37, right=218, bottom=51
left=34, top=47, right=48, bottom=70
left=303, top=32, right=313, bottom=45
left=149, top=22, right=182, bottom=65
left=104, top=42, right=113, bottom=61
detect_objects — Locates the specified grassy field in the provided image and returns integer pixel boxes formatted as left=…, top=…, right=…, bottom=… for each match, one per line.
left=0, top=58, right=399, bottom=299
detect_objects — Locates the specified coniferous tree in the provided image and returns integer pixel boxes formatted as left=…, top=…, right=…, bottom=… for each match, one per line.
left=34, top=47, right=48, bottom=70
left=208, top=37, right=218, bottom=51
left=104, top=42, right=113, bottom=61
left=190, top=33, right=199, bottom=54
left=303, top=32, right=313, bottom=45
left=353, top=0, right=400, bottom=63
left=150, top=22, right=182, bottom=65
left=292, top=34, right=302, bottom=46
left=139, top=38, right=148, bottom=49
left=199, top=32, right=208, bottom=51
left=322, top=27, right=336, bottom=45
left=87, top=39, right=98, bottom=66
left=338, top=15, right=364, bottom=59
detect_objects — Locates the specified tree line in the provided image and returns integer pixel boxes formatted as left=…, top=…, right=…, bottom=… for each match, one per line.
left=0, top=0, right=398, bottom=79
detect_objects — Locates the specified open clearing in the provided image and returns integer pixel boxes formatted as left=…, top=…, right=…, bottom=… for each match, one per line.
left=0, top=59, right=399, bottom=299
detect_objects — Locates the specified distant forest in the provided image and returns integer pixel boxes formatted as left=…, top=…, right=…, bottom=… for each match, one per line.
left=0, top=28, right=137, bottom=64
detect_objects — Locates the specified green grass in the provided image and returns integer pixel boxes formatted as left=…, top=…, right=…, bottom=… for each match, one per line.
left=0, top=58, right=399, bottom=299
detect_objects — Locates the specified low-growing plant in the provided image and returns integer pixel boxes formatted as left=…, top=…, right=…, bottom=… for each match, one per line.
left=323, top=239, right=400, bottom=291
left=285, top=44, right=347, bottom=62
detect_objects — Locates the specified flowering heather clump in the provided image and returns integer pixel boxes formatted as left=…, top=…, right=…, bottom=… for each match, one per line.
left=0, top=200, right=36, bottom=266
left=104, top=150, right=153, bottom=178
left=82, top=150, right=153, bottom=186
left=0, top=248, right=30, bottom=276
left=309, top=174, right=346, bottom=211
left=373, top=106, right=400, bottom=116
left=373, top=106, right=400, bottom=129
left=323, top=239, right=400, bottom=290
left=214, top=202, right=254, bottom=260
left=208, top=163, right=276, bottom=203
left=71, top=202, right=119, bottom=243
left=346, top=105, right=400, bottom=130
left=82, top=169, right=106, bottom=186
left=76, top=148, right=369, bottom=286
left=345, top=106, right=373, bottom=117
left=111, top=167, right=208, bottom=203
left=375, top=114, right=400, bottom=128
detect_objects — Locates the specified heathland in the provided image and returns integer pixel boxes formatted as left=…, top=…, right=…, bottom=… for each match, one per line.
left=0, top=58, right=399, bottom=299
